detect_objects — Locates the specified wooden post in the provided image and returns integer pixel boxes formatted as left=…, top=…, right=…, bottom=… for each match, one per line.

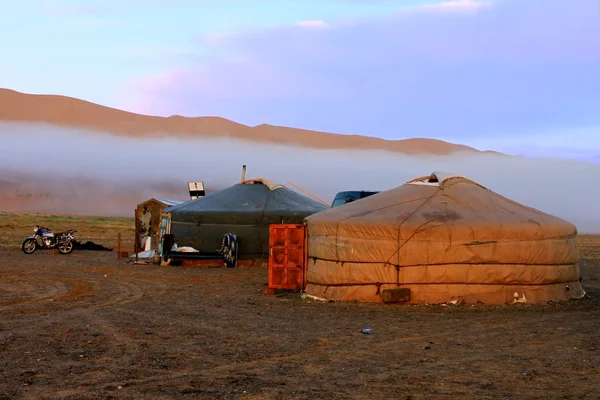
left=286, top=181, right=329, bottom=206
left=117, top=232, right=122, bottom=259
left=134, top=208, right=138, bottom=263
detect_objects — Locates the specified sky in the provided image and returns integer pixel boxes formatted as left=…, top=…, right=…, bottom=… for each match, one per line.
left=1, top=0, right=599, bottom=162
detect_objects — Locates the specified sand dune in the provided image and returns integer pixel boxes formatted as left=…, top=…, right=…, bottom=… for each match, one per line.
left=0, top=88, right=499, bottom=155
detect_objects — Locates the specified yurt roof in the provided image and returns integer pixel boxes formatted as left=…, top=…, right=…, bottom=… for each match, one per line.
left=305, top=170, right=576, bottom=240
left=136, top=197, right=186, bottom=208
left=164, top=177, right=327, bottom=221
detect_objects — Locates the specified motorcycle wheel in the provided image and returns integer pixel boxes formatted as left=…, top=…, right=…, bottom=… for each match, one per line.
left=21, top=238, right=37, bottom=254
left=58, top=240, right=74, bottom=255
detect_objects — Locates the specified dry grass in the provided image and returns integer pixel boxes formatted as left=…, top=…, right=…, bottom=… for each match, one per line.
left=578, top=235, right=600, bottom=260
left=0, top=213, right=134, bottom=249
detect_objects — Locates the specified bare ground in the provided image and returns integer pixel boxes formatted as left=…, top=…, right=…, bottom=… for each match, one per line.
left=1, top=237, right=599, bottom=400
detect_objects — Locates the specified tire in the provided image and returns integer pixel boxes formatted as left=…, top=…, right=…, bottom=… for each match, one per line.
left=21, top=238, right=37, bottom=254
left=58, top=240, right=74, bottom=255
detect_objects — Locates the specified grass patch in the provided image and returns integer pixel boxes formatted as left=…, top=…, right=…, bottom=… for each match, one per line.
left=0, top=213, right=134, bottom=248
left=578, top=234, right=600, bottom=261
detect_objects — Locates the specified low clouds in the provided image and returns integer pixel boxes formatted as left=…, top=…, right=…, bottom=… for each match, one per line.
left=126, top=0, right=600, bottom=160
left=1, top=122, right=598, bottom=231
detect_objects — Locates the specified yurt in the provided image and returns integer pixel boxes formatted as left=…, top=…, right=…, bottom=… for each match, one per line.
left=304, top=172, right=584, bottom=305
left=165, top=178, right=328, bottom=261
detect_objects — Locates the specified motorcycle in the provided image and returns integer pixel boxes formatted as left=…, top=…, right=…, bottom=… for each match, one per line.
left=21, top=225, right=78, bottom=255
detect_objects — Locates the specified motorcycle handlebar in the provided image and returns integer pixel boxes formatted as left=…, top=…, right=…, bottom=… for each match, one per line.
left=36, top=226, right=77, bottom=234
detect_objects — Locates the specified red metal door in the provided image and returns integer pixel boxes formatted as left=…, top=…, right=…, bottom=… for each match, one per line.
left=268, top=224, right=305, bottom=290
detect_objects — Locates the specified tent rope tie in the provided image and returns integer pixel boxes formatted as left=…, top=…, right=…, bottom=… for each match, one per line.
left=375, top=283, right=381, bottom=296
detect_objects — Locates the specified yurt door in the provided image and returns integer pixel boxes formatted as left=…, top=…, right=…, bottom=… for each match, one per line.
left=268, top=224, right=305, bottom=290
left=156, top=212, right=172, bottom=256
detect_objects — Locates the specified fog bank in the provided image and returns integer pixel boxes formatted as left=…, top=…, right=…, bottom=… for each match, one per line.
left=1, top=122, right=598, bottom=232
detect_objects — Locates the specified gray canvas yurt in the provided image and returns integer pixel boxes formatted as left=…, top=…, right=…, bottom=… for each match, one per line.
left=164, top=178, right=328, bottom=260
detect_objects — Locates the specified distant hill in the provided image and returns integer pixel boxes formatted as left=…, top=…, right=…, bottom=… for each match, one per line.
left=0, top=88, right=502, bottom=156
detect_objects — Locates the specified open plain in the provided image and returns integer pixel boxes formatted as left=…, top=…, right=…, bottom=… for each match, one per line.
left=1, top=216, right=599, bottom=400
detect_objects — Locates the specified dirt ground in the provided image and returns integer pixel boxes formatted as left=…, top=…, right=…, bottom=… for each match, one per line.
left=1, top=237, right=599, bottom=400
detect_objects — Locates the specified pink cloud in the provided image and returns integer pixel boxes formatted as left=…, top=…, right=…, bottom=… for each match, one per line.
left=416, top=0, right=492, bottom=14
left=126, top=55, right=353, bottom=116
left=121, top=0, right=600, bottom=142
left=295, top=20, right=330, bottom=29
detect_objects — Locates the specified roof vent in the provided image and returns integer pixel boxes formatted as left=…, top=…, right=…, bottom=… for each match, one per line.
left=406, top=171, right=475, bottom=187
